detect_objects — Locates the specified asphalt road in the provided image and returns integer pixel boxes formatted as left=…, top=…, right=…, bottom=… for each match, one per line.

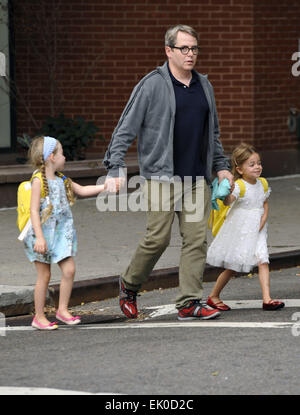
left=1, top=267, right=300, bottom=396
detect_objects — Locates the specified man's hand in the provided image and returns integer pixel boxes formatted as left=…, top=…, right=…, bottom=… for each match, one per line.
left=104, top=177, right=125, bottom=193
left=217, top=170, right=235, bottom=192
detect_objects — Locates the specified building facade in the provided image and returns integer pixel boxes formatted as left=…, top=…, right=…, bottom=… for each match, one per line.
left=1, top=0, right=300, bottom=170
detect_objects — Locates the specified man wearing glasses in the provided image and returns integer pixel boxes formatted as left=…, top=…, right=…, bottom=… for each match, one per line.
left=104, top=24, right=233, bottom=321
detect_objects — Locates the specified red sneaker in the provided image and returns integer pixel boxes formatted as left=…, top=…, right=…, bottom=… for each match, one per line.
left=178, top=300, right=221, bottom=320
left=119, top=278, right=138, bottom=319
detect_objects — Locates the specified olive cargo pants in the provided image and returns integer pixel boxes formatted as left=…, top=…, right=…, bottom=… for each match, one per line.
left=122, top=179, right=211, bottom=309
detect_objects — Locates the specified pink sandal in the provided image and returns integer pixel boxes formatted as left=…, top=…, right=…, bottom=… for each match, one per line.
left=31, top=317, right=58, bottom=331
left=56, top=312, right=81, bottom=325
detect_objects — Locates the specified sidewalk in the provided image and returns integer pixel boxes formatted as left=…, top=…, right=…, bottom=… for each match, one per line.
left=1, top=175, right=300, bottom=316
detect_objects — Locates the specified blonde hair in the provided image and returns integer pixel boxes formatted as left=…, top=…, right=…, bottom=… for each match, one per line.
left=231, top=142, right=258, bottom=180
left=28, top=136, right=75, bottom=224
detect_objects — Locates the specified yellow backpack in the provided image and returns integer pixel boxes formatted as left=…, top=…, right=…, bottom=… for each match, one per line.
left=16, top=171, right=45, bottom=232
left=208, top=177, right=268, bottom=237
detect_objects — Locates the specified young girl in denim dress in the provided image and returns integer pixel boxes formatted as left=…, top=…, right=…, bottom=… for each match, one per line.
left=24, top=136, right=118, bottom=330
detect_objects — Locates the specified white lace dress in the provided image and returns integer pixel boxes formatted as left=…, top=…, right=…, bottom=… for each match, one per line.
left=206, top=179, right=271, bottom=273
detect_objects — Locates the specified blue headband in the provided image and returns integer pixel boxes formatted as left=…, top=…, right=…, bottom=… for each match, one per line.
left=43, top=136, right=57, bottom=162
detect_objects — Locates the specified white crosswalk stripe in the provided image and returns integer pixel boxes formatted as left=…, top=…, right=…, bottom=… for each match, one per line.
left=145, top=299, right=300, bottom=318
left=0, top=321, right=295, bottom=332
left=1, top=299, right=298, bottom=333
left=1, top=320, right=297, bottom=332
left=0, top=386, right=120, bottom=395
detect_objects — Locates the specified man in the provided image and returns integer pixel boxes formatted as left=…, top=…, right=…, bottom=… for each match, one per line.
left=103, top=24, right=233, bottom=320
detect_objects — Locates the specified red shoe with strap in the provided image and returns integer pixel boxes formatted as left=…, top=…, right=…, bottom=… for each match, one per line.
left=262, top=300, right=285, bottom=310
left=207, top=296, right=231, bottom=311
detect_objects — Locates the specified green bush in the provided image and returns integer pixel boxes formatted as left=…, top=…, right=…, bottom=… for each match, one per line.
left=38, top=113, right=103, bottom=161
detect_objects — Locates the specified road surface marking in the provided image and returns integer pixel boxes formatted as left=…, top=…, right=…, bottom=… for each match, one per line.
left=145, top=299, right=300, bottom=319
left=78, top=321, right=294, bottom=329
left=0, top=386, right=120, bottom=395
left=1, top=299, right=298, bottom=333
left=1, top=321, right=294, bottom=332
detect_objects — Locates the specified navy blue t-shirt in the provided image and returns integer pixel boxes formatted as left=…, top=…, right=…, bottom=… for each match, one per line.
left=169, top=65, right=209, bottom=181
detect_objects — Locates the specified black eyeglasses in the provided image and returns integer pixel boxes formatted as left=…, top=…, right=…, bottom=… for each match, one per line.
left=171, top=46, right=200, bottom=55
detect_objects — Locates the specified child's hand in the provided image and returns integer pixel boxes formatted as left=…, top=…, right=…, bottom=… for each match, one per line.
left=259, top=215, right=267, bottom=232
left=217, top=170, right=234, bottom=191
left=105, top=177, right=125, bottom=193
left=34, top=237, right=48, bottom=255
left=259, top=200, right=268, bottom=232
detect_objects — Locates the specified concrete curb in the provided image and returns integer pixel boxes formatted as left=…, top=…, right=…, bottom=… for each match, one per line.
left=0, top=285, right=50, bottom=317
left=2, top=250, right=298, bottom=317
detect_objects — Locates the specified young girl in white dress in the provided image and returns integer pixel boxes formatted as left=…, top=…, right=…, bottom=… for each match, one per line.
left=206, top=143, right=284, bottom=311
left=25, top=136, right=121, bottom=330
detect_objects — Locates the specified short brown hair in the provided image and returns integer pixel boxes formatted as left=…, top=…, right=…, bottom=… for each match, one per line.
left=165, top=24, right=199, bottom=47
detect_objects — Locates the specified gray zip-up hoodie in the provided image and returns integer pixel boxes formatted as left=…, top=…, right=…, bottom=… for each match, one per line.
left=103, top=61, right=230, bottom=183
